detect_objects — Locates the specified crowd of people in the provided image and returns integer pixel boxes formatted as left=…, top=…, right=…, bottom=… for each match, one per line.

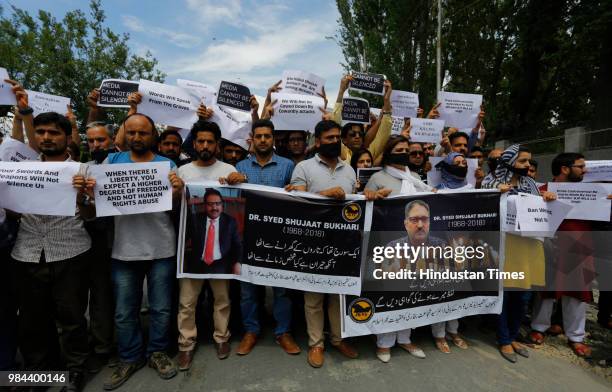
left=0, top=74, right=610, bottom=392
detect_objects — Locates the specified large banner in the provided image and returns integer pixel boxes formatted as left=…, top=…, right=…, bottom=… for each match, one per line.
left=341, top=190, right=503, bottom=337
left=178, top=182, right=367, bottom=295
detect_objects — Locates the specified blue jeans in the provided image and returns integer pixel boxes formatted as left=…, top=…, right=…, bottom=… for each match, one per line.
left=240, top=282, right=292, bottom=336
left=111, top=258, right=175, bottom=363
left=497, top=291, right=527, bottom=345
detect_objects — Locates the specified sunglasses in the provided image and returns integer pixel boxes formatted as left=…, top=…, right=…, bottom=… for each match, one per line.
left=409, top=151, right=424, bottom=157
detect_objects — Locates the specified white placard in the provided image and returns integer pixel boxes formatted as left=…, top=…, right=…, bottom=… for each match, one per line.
left=370, top=107, right=381, bottom=118
left=390, top=116, right=404, bottom=135
left=271, top=92, right=325, bottom=131
left=427, top=157, right=478, bottom=188
left=547, top=182, right=611, bottom=222
left=27, top=90, right=71, bottom=116
left=0, top=67, right=16, bottom=106
left=0, top=136, right=38, bottom=162
left=390, top=90, right=418, bottom=118
left=583, top=160, right=612, bottom=182
left=410, top=118, right=446, bottom=143
left=437, top=91, right=482, bottom=129
left=137, top=79, right=200, bottom=129
left=280, top=70, right=325, bottom=96
left=176, top=79, right=217, bottom=107
left=89, top=162, right=172, bottom=217
left=515, top=193, right=573, bottom=237
left=0, top=161, right=80, bottom=216
left=502, top=194, right=520, bottom=233
left=210, top=105, right=251, bottom=150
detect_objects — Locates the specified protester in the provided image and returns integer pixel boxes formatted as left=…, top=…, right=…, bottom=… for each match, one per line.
left=331, top=75, right=393, bottom=164
left=83, top=120, right=116, bottom=373
left=486, top=148, right=503, bottom=174
left=176, top=121, right=237, bottom=370
left=11, top=110, right=95, bottom=392
left=286, top=119, right=359, bottom=368
left=364, top=136, right=433, bottom=196
left=101, top=113, right=184, bottom=389
left=434, top=152, right=472, bottom=191
left=287, top=130, right=308, bottom=164
left=528, top=153, right=593, bottom=358
left=407, top=142, right=428, bottom=181
left=363, top=136, right=433, bottom=362
left=231, top=119, right=300, bottom=356
left=470, top=146, right=485, bottom=187
left=528, top=159, right=538, bottom=180
left=220, top=139, right=247, bottom=166
left=481, top=144, right=557, bottom=363
left=159, top=129, right=190, bottom=167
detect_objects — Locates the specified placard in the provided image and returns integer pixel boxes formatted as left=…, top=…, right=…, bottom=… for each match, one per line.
left=89, top=162, right=172, bottom=217
left=0, top=67, right=16, bottom=106
left=410, top=118, right=446, bottom=143
left=97, top=79, right=139, bottom=108
left=0, top=136, right=38, bottom=162
left=349, top=71, right=385, bottom=95
left=27, top=90, right=71, bottom=116
left=436, top=91, right=482, bottom=129
left=280, top=70, right=325, bottom=96
left=138, top=79, right=200, bottom=129
left=271, top=92, right=325, bottom=131
left=390, top=90, right=418, bottom=118
left=0, top=161, right=80, bottom=216
left=547, top=182, right=611, bottom=222
left=216, top=81, right=251, bottom=112
left=341, top=97, right=370, bottom=124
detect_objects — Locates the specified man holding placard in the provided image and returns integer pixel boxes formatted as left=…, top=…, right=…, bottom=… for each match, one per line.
left=529, top=153, right=595, bottom=358
left=176, top=120, right=237, bottom=369
left=101, top=113, right=184, bottom=390
left=332, top=75, right=394, bottom=165
left=9, top=111, right=96, bottom=392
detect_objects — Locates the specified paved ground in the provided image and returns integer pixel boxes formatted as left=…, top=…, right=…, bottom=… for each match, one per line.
left=76, top=321, right=611, bottom=392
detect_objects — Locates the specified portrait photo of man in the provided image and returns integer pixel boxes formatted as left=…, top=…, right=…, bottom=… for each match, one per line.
left=184, top=188, right=242, bottom=275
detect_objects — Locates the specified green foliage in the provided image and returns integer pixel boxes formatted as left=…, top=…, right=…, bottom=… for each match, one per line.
left=335, top=0, right=612, bottom=147
left=0, top=0, right=165, bottom=129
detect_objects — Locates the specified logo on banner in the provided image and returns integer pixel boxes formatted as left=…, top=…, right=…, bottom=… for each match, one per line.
left=349, top=298, right=374, bottom=323
left=342, top=203, right=362, bottom=222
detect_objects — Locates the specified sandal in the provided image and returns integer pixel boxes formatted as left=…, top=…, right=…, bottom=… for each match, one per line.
left=511, top=341, right=529, bottom=358
left=547, top=324, right=563, bottom=336
left=499, top=344, right=517, bottom=363
left=434, top=338, right=451, bottom=354
left=568, top=341, right=592, bottom=358
left=447, top=334, right=468, bottom=349
left=527, top=330, right=545, bottom=345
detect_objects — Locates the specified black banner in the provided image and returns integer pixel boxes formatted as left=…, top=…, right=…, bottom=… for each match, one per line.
left=342, top=97, right=370, bottom=124
left=216, top=81, right=251, bottom=112
left=349, top=71, right=385, bottom=95
left=97, top=79, right=139, bottom=108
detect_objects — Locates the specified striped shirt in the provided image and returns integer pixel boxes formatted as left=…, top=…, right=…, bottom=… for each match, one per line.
left=11, top=159, right=92, bottom=263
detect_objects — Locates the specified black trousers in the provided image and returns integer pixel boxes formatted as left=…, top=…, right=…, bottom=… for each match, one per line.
left=15, top=251, right=90, bottom=372
left=88, top=235, right=115, bottom=354
left=0, top=247, right=17, bottom=370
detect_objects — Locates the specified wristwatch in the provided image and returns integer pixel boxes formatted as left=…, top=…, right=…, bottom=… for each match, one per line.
left=381, top=110, right=392, bottom=115
left=18, top=107, right=34, bottom=116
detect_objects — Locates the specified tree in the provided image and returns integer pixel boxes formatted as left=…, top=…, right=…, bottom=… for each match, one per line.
left=0, top=0, right=165, bottom=130
left=335, top=0, right=612, bottom=149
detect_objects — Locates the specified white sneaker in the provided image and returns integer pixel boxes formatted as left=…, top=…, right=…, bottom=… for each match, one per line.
left=376, top=349, right=391, bottom=363
left=400, top=343, right=426, bottom=359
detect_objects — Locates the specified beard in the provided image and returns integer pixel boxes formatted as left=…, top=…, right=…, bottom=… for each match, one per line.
left=128, top=141, right=149, bottom=155
left=39, top=143, right=67, bottom=157
left=568, top=171, right=583, bottom=182
left=198, top=150, right=214, bottom=162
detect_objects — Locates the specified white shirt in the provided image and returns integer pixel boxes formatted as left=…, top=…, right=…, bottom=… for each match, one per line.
left=202, top=216, right=221, bottom=261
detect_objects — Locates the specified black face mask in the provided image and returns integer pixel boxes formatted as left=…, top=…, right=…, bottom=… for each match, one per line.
left=408, top=162, right=423, bottom=172
left=318, top=142, right=341, bottom=158
left=487, top=157, right=499, bottom=173
left=444, top=163, right=468, bottom=178
left=511, top=166, right=529, bottom=177
left=386, top=153, right=410, bottom=166
left=91, top=148, right=112, bottom=164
